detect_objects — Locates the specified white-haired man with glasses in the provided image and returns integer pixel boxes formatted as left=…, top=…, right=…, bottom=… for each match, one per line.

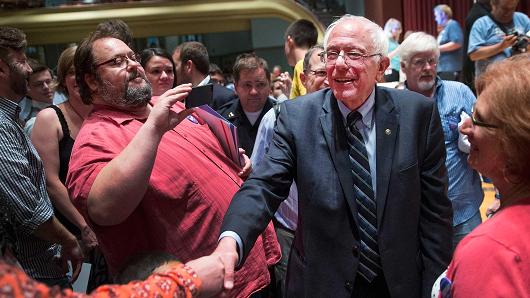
left=212, top=15, right=452, bottom=298
left=400, top=31, right=484, bottom=250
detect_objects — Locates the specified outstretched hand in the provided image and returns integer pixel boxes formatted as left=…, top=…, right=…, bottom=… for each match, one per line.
left=147, top=84, right=194, bottom=133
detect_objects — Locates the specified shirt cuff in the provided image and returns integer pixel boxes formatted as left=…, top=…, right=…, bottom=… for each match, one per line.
left=219, top=231, right=243, bottom=266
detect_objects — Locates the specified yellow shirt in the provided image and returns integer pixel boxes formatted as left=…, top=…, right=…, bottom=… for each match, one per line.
left=289, top=59, right=306, bottom=99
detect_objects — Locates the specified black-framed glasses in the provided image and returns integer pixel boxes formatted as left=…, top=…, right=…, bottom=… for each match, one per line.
left=307, top=69, right=327, bottom=77
left=471, top=113, right=499, bottom=129
left=319, top=50, right=381, bottom=64
left=95, top=52, right=141, bottom=69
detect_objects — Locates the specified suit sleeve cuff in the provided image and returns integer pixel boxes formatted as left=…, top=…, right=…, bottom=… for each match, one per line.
left=219, top=231, right=243, bottom=267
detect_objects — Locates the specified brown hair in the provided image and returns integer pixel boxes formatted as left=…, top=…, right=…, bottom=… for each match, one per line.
left=475, top=53, right=530, bottom=185
left=75, top=20, right=133, bottom=104
left=232, top=53, right=270, bottom=83
left=55, top=46, right=77, bottom=96
left=0, top=26, right=26, bottom=62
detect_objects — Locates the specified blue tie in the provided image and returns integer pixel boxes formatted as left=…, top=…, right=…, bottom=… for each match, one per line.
left=346, top=111, right=382, bottom=282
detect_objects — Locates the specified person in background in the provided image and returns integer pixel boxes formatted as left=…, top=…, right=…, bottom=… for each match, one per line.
left=30, top=45, right=111, bottom=292
left=172, top=41, right=236, bottom=110
left=22, top=59, right=55, bottom=133
left=209, top=63, right=226, bottom=86
left=283, top=19, right=318, bottom=99
left=434, top=4, right=464, bottom=81
left=383, top=18, right=402, bottom=82
left=217, top=53, right=276, bottom=156
left=468, top=0, right=530, bottom=78
left=400, top=32, right=483, bottom=249
left=462, top=0, right=491, bottom=91
left=270, top=77, right=288, bottom=101
left=140, top=48, right=176, bottom=97
left=438, top=53, right=530, bottom=298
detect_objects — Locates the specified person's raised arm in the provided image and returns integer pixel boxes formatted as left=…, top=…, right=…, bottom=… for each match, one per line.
left=87, top=84, right=193, bottom=226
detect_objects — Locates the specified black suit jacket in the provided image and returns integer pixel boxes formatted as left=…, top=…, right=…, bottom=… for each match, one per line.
left=221, top=87, right=453, bottom=298
left=207, top=78, right=238, bottom=110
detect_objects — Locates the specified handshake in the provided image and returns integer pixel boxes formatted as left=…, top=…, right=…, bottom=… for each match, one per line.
left=177, top=237, right=239, bottom=298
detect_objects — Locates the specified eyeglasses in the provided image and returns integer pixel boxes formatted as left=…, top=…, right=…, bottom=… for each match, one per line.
left=410, top=57, right=437, bottom=68
left=307, top=69, right=327, bottom=77
left=471, top=113, right=499, bottom=129
left=95, top=52, right=141, bottom=69
left=320, top=50, right=382, bottom=65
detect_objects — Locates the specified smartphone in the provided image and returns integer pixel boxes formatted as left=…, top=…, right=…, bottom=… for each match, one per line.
left=185, top=84, right=214, bottom=109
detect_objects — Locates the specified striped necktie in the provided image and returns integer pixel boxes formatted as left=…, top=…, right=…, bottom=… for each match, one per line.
left=346, top=111, right=382, bottom=282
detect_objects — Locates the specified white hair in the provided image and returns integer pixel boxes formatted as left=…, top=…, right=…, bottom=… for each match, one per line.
left=398, top=31, right=440, bottom=64
left=323, top=14, right=389, bottom=56
left=384, top=18, right=402, bottom=38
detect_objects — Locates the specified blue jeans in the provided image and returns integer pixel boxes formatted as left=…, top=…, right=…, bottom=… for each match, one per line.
left=453, top=211, right=482, bottom=251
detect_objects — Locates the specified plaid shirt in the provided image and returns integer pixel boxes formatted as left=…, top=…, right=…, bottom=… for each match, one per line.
left=0, top=96, right=64, bottom=279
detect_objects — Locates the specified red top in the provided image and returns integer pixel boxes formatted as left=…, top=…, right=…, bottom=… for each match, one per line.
left=0, top=260, right=200, bottom=298
left=66, top=101, right=280, bottom=298
left=444, top=197, right=530, bottom=297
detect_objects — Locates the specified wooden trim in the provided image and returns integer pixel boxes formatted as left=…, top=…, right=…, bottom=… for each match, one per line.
left=0, top=0, right=325, bottom=45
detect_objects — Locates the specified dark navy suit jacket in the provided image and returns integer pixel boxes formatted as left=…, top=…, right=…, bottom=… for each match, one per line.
left=221, top=87, right=453, bottom=298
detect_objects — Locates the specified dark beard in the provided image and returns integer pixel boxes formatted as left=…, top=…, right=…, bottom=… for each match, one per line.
left=98, top=71, right=152, bottom=108
left=8, top=63, right=29, bottom=96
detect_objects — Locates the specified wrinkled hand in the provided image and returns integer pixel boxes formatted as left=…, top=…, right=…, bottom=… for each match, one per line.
left=486, top=198, right=501, bottom=218
left=238, top=148, right=252, bottom=180
left=211, top=237, right=239, bottom=293
left=80, top=225, right=98, bottom=252
left=60, top=238, right=84, bottom=283
left=278, top=71, right=292, bottom=96
left=147, top=84, right=194, bottom=133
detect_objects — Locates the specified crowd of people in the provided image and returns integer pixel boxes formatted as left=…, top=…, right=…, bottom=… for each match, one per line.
left=0, top=0, right=529, bottom=297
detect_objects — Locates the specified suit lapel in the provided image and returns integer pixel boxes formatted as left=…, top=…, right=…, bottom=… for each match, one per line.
left=320, top=91, right=359, bottom=225
left=374, top=87, right=398, bottom=228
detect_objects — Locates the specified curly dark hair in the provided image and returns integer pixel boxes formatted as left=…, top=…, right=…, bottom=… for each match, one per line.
left=0, top=26, right=27, bottom=62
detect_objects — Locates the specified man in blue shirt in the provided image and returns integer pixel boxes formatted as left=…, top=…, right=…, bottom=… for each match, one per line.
left=434, top=4, right=464, bottom=81
left=468, top=0, right=530, bottom=78
left=400, top=32, right=483, bottom=249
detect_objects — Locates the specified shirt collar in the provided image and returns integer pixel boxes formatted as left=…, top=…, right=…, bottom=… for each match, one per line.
left=0, top=96, right=21, bottom=121
left=336, top=87, right=376, bottom=128
left=197, top=75, right=211, bottom=86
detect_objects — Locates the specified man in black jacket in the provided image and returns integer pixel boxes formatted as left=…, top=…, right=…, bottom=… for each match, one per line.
left=172, top=41, right=237, bottom=110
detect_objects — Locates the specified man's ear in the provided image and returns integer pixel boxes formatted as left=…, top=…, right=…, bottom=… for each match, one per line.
left=300, top=71, right=307, bottom=87
left=85, top=73, right=98, bottom=93
left=0, top=59, right=9, bottom=79
left=378, top=56, right=390, bottom=74
left=185, top=60, right=193, bottom=74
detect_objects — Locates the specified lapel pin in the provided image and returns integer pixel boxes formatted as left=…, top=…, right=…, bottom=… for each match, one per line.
left=385, top=128, right=391, bottom=135
left=228, top=112, right=235, bottom=119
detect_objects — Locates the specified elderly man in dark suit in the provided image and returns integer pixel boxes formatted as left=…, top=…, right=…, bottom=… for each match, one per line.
left=211, top=15, right=453, bottom=298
